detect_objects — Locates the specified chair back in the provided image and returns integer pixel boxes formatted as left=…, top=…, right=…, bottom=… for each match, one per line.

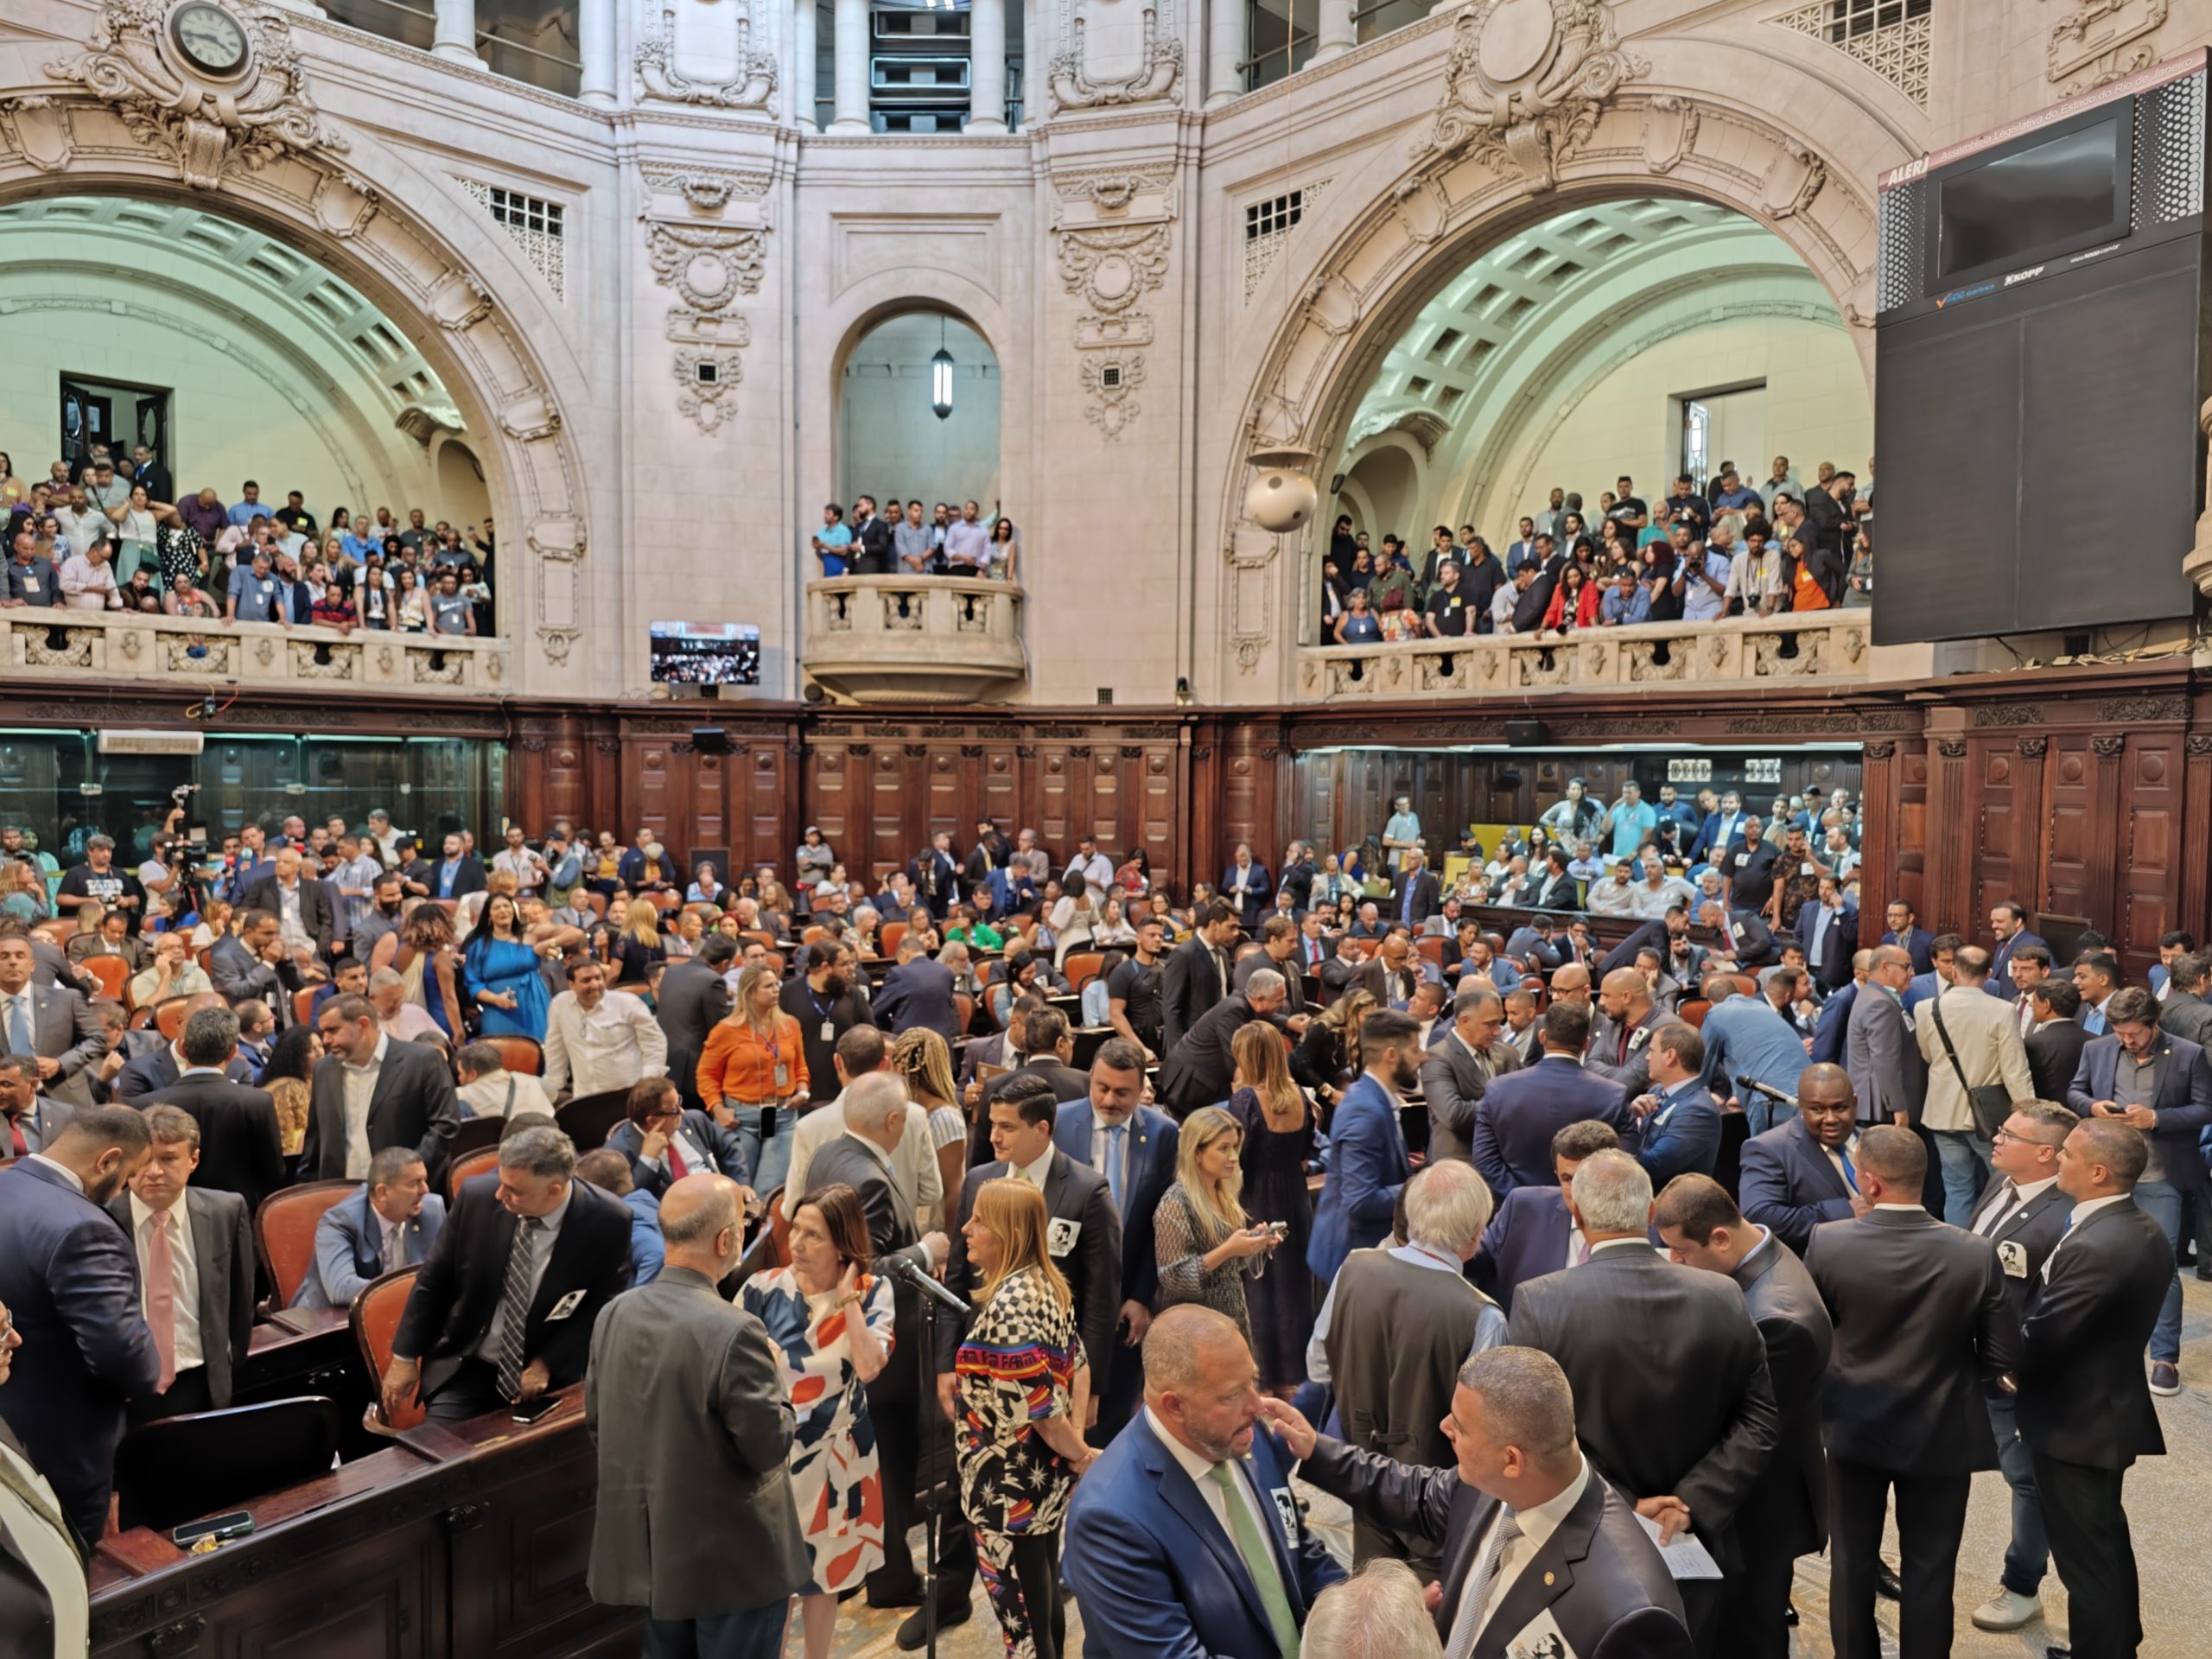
left=953, top=990, right=976, bottom=1036
left=82, top=956, right=130, bottom=1001
left=446, top=1145, right=500, bottom=1201
left=1712, top=973, right=1758, bottom=1001
left=1678, top=998, right=1712, bottom=1030
left=880, top=921, right=907, bottom=957
left=255, top=1179, right=363, bottom=1307
left=802, top=925, right=832, bottom=946
left=291, top=985, right=318, bottom=1027
left=1061, top=952, right=1105, bottom=995
left=115, top=1396, right=344, bottom=1532
left=445, top=1114, right=505, bottom=1162
left=484, top=1033, right=543, bottom=1076
left=556, top=1086, right=632, bottom=1154
left=582, top=891, right=608, bottom=922
left=760, top=1185, right=792, bottom=1269
left=351, top=1266, right=426, bottom=1433
left=1414, top=936, right=1447, bottom=970
left=645, top=892, right=682, bottom=912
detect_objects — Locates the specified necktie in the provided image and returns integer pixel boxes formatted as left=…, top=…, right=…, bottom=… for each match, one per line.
left=1448, top=1509, right=1525, bottom=1659
left=1836, top=1143, right=1859, bottom=1193
left=494, top=1216, right=542, bottom=1401
left=1980, top=1184, right=2022, bottom=1236
left=381, top=1220, right=401, bottom=1274
left=146, top=1210, right=178, bottom=1394
left=1105, top=1124, right=1126, bottom=1211
left=5, top=993, right=29, bottom=1059
left=1206, top=1461, right=1300, bottom=1659
left=667, top=1138, right=690, bottom=1179
left=5, top=1110, right=25, bottom=1157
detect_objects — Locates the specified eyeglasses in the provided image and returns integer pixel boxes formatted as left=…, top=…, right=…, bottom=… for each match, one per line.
left=1990, top=1129, right=2057, bottom=1148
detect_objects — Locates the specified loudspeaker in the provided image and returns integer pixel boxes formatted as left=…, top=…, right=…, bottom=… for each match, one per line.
left=1503, top=719, right=1547, bottom=747
left=1497, top=768, right=1525, bottom=791
left=690, top=727, right=730, bottom=756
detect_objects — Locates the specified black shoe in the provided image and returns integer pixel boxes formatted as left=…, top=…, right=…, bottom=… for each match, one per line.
left=866, top=1583, right=924, bottom=1611
left=1876, top=1562, right=1904, bottom=1601
left=896, top=1601, right=972, bottom=1651
left=2196, top=1263, right=2211, bottom=1282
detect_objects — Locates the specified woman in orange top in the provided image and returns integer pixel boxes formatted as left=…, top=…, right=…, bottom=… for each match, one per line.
left=696, top=961, right=808, bottom=1191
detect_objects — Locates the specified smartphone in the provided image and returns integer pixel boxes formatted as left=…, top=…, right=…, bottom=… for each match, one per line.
left=174, top=1510, right=255, bottom=1548
left=512, top=1395, right=561, bottom=1425
left=759, top=1106, right=778, bottom=1141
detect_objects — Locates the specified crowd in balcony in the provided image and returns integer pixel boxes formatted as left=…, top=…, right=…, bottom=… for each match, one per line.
left=1322, top=453, right=1872, bottom=645
left=0, top=448, right=494, bottom=635
left=808, top=494, right=1020, bottom=584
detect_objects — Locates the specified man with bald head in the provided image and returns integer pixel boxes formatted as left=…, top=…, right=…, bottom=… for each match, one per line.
left=1548, top=960, right=1592, bottom=1007
left=1587, top=966, right=1665, bottom=1094
left=1810, top=948, right=1872, bottom=1065
left=240, top=842, right=335, bottom=960
left=1738, top=1064, right=1866, bottom=1254
left=1847, top=944, right=1923, bottom=1130
left=1696, top=975, right=1808, bottom=1133
left=587, top=1173, right=807, bottom=1656
left=1065, top=1306, right=1344, bottom=1656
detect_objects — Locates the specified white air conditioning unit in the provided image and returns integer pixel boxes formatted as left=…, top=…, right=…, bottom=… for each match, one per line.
left=98, top=730, right=207, bottom=757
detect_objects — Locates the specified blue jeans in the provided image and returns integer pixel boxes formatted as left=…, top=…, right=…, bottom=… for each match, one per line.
left=728, top=1105, right=795, bottom=1194
left=1986, top=1385, right=2048, bottom=1596
left=1932, top=1129, right=1992, bottom=1228
left=642, top=1602, right=788, bottom=1659
left=1745, top=1090, right=1797, bottom=1137
left=2131, top=1179, right=2186, bottom=1363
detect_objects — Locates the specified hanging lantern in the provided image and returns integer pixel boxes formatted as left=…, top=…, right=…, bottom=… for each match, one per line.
left=931, top=315, right=954, bottom=420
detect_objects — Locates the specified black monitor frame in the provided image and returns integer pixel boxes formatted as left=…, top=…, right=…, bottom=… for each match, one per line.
left=1926, top=98, right=2135, bottom=295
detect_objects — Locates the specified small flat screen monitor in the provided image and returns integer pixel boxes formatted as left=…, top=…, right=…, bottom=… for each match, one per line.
left=1935, top=111, right=2131, bottom=288
left=649, top=622, right=760, bottom=685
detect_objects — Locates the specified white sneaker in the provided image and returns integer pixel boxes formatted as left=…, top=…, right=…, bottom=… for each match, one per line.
left=1970, top=1588, right=2042, bottom=1631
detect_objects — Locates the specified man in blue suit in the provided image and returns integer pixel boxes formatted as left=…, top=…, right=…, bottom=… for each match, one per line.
left=1794, top=878, right=1858, bottom=994
left=1986, top=900, right=2046, bottom=999
left=1307, top=1009, right=1420, bottom=1285
left=1903, top=933, right=1962, bottom=1014
left=1632, top=1023, right=1724, bottom=1186
left=1467, top=1001, right=1630, bottom=1196
left=1472, top=1120, right=1619, bottom=1316
left=1688, top=790, right=1750, bottom=865
left=293, top=1144, right=448, bottom=1310
left=1697, top=978, right=1811, bottom=1134
left=1054, top=1038, right=1180, bottom=1441
left=0, top=1104, right=162, bottom=1545
left=1065, top=1305, right=1344, bottom=1657
left=1738, top=1064, right=1862, bottom=1254
left=1220, top=844, right=1273, bottom=935
left=2066, top=987, right=2212, bottom=1396
left=1809, top=953, right=1866, bottom=1065
left=1879, top=899, right=1936, bottom=976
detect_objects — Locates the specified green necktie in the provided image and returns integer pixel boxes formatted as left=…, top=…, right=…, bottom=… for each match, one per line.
left=1208, top=1459, right=1300, bottom=1659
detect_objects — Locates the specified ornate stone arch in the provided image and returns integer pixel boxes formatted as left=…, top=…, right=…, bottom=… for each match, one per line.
left=0, top=5, right=593, bottom=683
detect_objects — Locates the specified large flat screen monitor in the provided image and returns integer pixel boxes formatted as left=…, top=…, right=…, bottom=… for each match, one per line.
left=1935, top=111, right=2132, bottom=289
left=649, top=622, right=760, bottom=685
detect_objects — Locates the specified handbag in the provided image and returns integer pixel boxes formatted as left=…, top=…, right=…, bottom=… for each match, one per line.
left=1926, top=1001, right=2014, bottom=1140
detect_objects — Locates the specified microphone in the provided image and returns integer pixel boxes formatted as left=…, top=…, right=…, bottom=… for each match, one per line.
left=1734, top=1072, right=1797, bottom=1108
left=886, top=1252, right=972, bottom=1317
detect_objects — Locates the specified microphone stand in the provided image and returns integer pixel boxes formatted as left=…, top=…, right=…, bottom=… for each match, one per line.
left=891, top=1254, right=971, bottom=1659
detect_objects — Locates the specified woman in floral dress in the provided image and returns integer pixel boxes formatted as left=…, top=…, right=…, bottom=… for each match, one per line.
left=739, top=1183, right=893, bottom=1659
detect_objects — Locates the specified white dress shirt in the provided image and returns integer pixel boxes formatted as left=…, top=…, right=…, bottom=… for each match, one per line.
left=1009, top=1144, right=1056, bottom=1188
left=1823, top=1132, right=1860, bottom=1194
left=2043, top=1192, right=2126, bottom=1281
left=1450, top=1453, right=1593, bottom=1651
left=543, top=989, right=668, bottom=1098
left=1973, top=1173, right=2057, bottom=1236
left=130, top=1192, right=205, bottom=1372
left=25, top=1153, right=82, bottom=1192
left=474, top=1181, right=572, bottom=1365
left=341, top=1033, right=390, bottom=1179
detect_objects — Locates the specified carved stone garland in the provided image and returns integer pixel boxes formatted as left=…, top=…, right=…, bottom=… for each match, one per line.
left=633, top=0, right=779, bottom=110
left=1049, top=0, right=1184, bottom=111
left=641, top=168, right=771, bottom=435
left=1052, top=168, right=1174, bottom=441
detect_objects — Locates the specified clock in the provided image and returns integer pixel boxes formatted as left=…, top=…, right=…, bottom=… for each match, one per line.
left=170, top=3, right=250, bottom=77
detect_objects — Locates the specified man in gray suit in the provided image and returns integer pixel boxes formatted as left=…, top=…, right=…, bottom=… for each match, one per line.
left=0, top=933, right=105, bottom=1112
left=1420, top=983, right=1518, bottom=1164
left=105, top=1104, right=254, bottom=1426
left=587, top=1173, right=806, bottom=1657
left=1846, top=944, right=1924, bottom=1128
left=2157, top=950, right=2212, bottom=1048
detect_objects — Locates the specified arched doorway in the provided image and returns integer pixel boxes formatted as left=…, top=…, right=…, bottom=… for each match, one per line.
left=837, top=309, right=1002, bottom=510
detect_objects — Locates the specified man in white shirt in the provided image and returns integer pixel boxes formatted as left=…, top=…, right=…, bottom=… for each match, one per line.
left=543, top=957, right=667, bottom=1101
left=1063, top=836, right=1113, bottom=906
left=0, top=1289, right=92, bottom=1654
left=454, top=1041, right=556, bottom=1121
left=491, top=826, right=548, bottom=896
left=779, top=1025, right=944, bottom=1227
left=1586, top=864, right=1639, bottom=918
left=1629, top=855, right=1694, bottom=921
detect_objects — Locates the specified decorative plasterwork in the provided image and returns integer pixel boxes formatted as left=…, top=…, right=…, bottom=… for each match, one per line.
left=1243, top=178, right=1332, bottom=303
left=646, top=221, right=766, bottom=311
left=639, top=163, right=775, bottom=213
left=1050, top=2, right=1184, bottom=111
left=1080, top=353, right=1145, bottom=441
left=1771, top=2, right=1930, bottom=108
left=1052, top=167, right=1175, bottom=438
left=2044, top=0, right=2168, bottom=89
left=453, top=177, right=565, bottom=297
left=633, top=0, right=778, bottom=111
left=641, top=168, right=772, bottom=435
left=43, top=0, right=348, bottom=190
left=1412, top=0, right=1646, bottom=191
left=674, top=347, right=743, bottom=432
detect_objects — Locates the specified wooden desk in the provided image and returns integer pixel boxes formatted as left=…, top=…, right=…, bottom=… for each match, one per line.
left=238, top=1306, right=380, bottom=1460
left=90, top=1388, right=638, bottom=1658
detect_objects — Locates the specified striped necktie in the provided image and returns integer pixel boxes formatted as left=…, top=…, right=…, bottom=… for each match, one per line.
left=1447, top=1510, right=1524, bottom=1659
left=494, top=1217, right=543, bottom=1400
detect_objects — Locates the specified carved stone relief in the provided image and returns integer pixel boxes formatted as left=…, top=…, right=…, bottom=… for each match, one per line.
left=2046, top=0, right=2169, bottom=90
left=633, top=0, right=779, bottom=111
left=1049, top=0, right=1183, bottom=111
left=1052, top=168, right=1174, bottom=437
left=1080, top=353, right=1145, bottom=441
left=641, top=168, right=773, bottom=435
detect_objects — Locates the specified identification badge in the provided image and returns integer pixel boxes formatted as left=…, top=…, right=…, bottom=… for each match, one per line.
left=774, top=1064, right=790, bottom=1088
left=1802, top=861, right=1817, bottom=876
left=819, top=1020, right=836, bottom=1042
left=1735, top=854, right=1748, bottom=867
left=22, top=578, right=37, bottom=594
left=1046, top=1217, right=1081, bottom=1257
left=1998, top=1239, right=2029, bottom=1279
left=1269, top=1486, right=1300, bottom=1551
left=545, top=1289, right=587, bottom=1321
left=1628, top=1027, right=1650, bottom=1051
left=1504, top=1608, right=1580, bottom=1659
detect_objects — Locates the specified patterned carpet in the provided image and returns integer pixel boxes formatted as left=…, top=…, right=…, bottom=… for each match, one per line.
left=802, top=1276, right=2211, bottom=1656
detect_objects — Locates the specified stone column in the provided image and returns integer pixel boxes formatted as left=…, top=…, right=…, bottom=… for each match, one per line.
left=1311, top=0, right=1355, bottom=63
left=969, top=0, right=1007, bottom=131
left=1023, top=0, right=1046, bottom=129
left=432, top=0, right=483, bottom=64
left=830, top=0, right=871, bottom=131
left=578, top=0, right=616, bottom=105
left=1206, top=0, right=1243, bottom=108
left=794, top=0, right=819, bottom=129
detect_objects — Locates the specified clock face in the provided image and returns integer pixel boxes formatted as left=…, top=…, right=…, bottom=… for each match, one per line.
left=171, top=3, right=250, bottom=76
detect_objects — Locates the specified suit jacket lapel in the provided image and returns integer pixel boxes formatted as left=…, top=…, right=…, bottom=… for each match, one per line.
left=1996, top=1186, right=2066, bottom=1243
left=187, top=1189, right=223, bottom=1306
left=1471, top=1475, right=1600, bottom=1659
left=1437, top=1485, right=1501, bottom=1636
left=1795, top=1121, right=1851, bottom=1200
left=1140, top=1424, right=1274, bottom=1635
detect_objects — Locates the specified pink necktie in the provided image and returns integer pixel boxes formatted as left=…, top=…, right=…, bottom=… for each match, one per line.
left=147, top=1210, right=178, bottom=1394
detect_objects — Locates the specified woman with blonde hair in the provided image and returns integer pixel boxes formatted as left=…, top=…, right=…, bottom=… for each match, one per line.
left=892, top=1027, right=967, bottom=1210
left=696, top=959, right=807, bottom=1189
left=1153, top=1105, right=1281, bottom=1346
left=1225, top=1021, right=1318, bottom=1393
left=610, top=899, right=664, bottom=986
left=1289, top=985, right=1374, bottom=1112
left=953, top=1179, right=1093, bottom=1659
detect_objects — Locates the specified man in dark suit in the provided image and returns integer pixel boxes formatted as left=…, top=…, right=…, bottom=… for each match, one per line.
left=384, top=1122, right=632, bottom=1426
left=2065, top=985, right=2212, bottom=1396
left=1879, top=899, right=1936, bottom=976
left=803, top=1072, right=951, bottom=1612
left=1065, top=1306, right=1345, bottom=1658
left=0, top=1106, right=161, bottom=1544
left=1157, top=970, right=1290, bottom=1116
left=1695, top=899, right=1776, bottom=972
left=0, top=932, right=105, bottom=1112
left=110, top=1027, right=254, bottom=1102
left=140, top=1005, right=286, bottom=1215
left=409, top=833, right=488, bottom=904
left=1806, top=1126, right=2019, bottom=1659
left=1655, top=1175, right=1833, bottom=1659
left=1391, top=849, right=1441, bottom=931
left=653, top=933, right=733, bottom=1111
left=1738, top=1062, right=1862, bottom=1253
left=105, top=1105, right=253, bottom=1427
left=1597, top=908, right=1702, bottom=982
left=1986, top=899, right=2046, bottom=998
left=965, top=1007, right=1091, bottom=1167
left=1471, top=1122, right=1618, bottom=1316
left=1468, top=1001, right=1631, bottom=1197
left=605, top=1077, right=753, bottom=1196
left=848, top=494, right=893, bottom=574
left=1307, top=1011, right=1418, bottom=1285
left=1847, top=944, right=1924, bottom=1128
left=1810, top=953, right=1866, bottom=1065
left=206, top=908, right=290, bottom=1014
left=871, top=933, right=959, bottom=1043
left=1351, top=927, right=1422, bottom=1010
left=1219, top=844, right=1272, bottom=934
left=2025, top=978, right=2091, bottom=1102
left=1795, top=878, right=1857, bottom=993
left=1231, top=915, right=1312, bottom=1023
left=930, top=1075, right=1119, bottom=1639
left=307, top=993, right=462, bottom=1187
left=2015, top=1118, right=2175, bottom=1659
left=1160, top=902, right=1236, bottom=1058
left=1421, top=983, right=1520, bottom=1164
left=1053, top=1039, right=1179, bottom=1442
left=1630, top=1023, right=1723, bottom=1185
left=238, top=846, right=336, bottom=960
left=1274, top=1344, right=1693, bottom=1658
left=2156, top=949, right=2212, bottom=1047
left=0, top=1055, right=70, bottom=1156
left=1510, top=1150, right=1778, bottom=1654
left=1955, top=1102, right=2079, bottom=1634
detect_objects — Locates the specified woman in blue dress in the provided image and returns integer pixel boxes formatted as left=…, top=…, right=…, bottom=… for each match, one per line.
left=461, top=893, right=552, bottom=1040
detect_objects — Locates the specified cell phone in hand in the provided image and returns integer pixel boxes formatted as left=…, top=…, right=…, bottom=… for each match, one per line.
left=512, top=1395, right=560, bottom=1425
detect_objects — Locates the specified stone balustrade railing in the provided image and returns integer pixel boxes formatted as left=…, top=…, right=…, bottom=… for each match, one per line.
left=0, top=611, right=511, bottom=691
left=1298, top=609, right=1872, bottom=702
left=803, top=576, right=1027, bottom=704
